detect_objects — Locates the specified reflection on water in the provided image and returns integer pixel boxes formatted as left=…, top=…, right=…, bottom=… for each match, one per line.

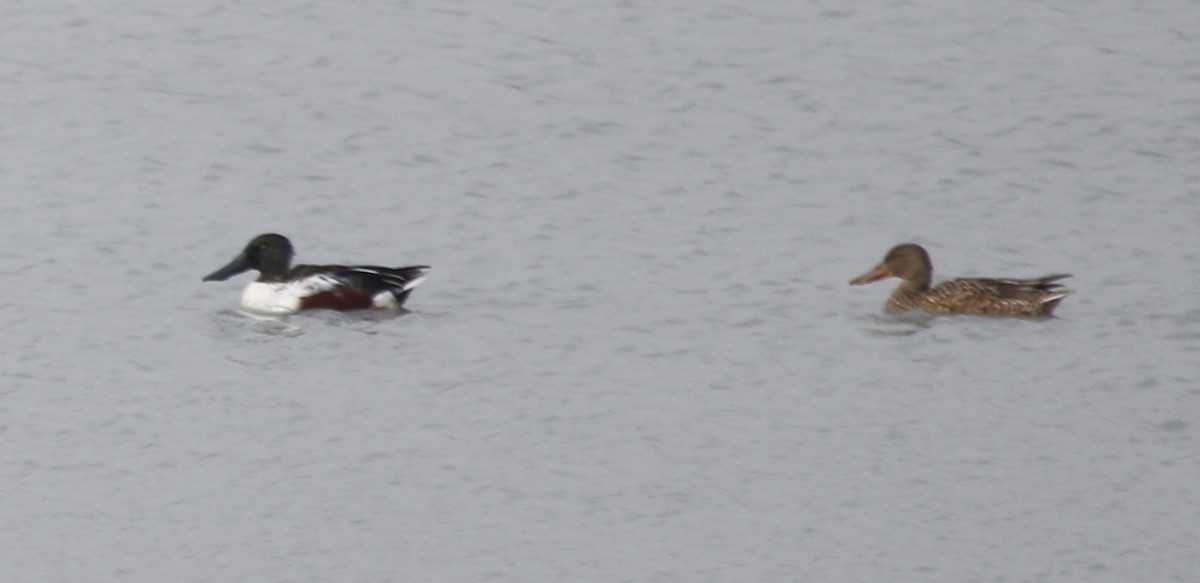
left=860, top=311, right=934, bottom=336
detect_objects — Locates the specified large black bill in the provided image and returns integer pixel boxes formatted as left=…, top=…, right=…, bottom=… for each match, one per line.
left=202, top=255, right=252, bottom=282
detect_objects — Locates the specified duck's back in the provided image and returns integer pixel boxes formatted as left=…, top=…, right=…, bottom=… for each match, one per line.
left=906, top=274, right=1072, bottom=316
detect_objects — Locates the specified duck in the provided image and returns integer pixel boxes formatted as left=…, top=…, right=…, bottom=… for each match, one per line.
left=203, top=233, right=429, bottom=315
left=849, top=243, right=1071, bottom=316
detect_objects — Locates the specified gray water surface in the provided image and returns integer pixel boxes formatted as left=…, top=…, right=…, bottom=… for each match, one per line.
left=1, top=2, right=1198, bottom=582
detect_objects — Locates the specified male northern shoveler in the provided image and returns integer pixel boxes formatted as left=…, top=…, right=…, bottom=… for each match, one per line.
left=849, top=243, right=1071, bottom=316
left=203, top=233, right=430, bottom=315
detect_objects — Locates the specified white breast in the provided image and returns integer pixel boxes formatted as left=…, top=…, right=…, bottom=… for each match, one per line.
left=240, top=275, right=341, bottom=315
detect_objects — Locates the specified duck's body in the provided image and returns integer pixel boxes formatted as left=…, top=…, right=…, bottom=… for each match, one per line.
left=850, top=243, right=1071, bottom=317
left=203, top=234, right=429, bottom=315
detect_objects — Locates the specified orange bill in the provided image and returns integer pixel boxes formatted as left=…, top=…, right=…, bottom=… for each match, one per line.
left=849, top=263, right=892, bottom=285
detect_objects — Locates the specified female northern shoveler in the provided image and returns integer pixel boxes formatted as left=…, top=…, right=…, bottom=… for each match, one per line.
left=203, top=233, right=430, bottom=315
left=849, top=243, right=1071, bottom=316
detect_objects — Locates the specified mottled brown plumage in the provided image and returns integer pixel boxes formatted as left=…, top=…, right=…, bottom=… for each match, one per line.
left=849, top=243, right=1072, bottom=316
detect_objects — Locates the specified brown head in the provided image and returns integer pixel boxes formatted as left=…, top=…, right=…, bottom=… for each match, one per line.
left=849, top=243, right=933, bottom=290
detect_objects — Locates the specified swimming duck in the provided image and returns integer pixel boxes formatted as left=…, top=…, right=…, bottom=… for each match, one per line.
left=203, top=233, right=429, bottom=314
left=849, top=243, right=1071, bottom=316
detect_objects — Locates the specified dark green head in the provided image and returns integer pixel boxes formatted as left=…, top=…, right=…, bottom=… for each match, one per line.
left=202, top=233, right=295, bottom=282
